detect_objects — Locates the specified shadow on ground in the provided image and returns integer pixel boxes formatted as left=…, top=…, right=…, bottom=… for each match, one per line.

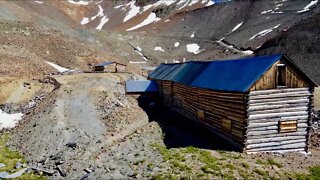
left=137, top=94, right=237, bottom=151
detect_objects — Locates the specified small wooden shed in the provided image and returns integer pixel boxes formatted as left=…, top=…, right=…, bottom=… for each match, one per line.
left=148, top=54, right=317, bottom=153
left=94, top=62, right=126, bottom=72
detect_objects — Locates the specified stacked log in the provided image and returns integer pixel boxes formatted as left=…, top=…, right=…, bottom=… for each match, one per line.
left=161, top=81, right=173, bottom=107
left=172, top=83, right=198, bottom=121
left=197, top=88, right=246, bottom=143
left=172, top=83, right=247, bottom=144
left=245, top=88, right=312, bottom=153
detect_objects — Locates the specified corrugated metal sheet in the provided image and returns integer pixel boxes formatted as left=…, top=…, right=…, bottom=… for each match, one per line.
left=149, top=64, right=171, bottom=79
left=156, top=64, right=181, bottom=80
left=95, top=62, right=114, bottom=67
left=125, top=80, right=158, bottom=93
left=191, top=54, right=282, bottom=92
left=148, top=54, right=283, bottom=92
left=148, top=64, right=164, bottom=78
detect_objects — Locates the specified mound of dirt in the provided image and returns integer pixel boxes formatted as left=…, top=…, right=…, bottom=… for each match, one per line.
left=7, top=73, right=149, bottom=179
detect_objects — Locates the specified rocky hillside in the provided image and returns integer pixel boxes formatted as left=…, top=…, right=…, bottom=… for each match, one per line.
left=0, top=0, right=319, bottom=80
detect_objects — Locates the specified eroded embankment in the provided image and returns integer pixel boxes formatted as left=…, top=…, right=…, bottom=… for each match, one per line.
left=7, top=73, right=150, bottom=179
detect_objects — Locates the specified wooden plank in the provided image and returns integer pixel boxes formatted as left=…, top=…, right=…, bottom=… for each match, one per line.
left=249, top=88, right=309, bottom=95
left=246, top=128, right=307, bottom=136
left=248, top=92, right=311, bottom=100
left=245, top=142, right=306, bottom=152
left=248, top=107, right=308, bottom=115
left=248, top=115, right=308, bottom=123
left=248, top=98, right=309, bottom=105
left=246, top=139, right=306, bottom=149
left=248, top=111, right=308, bottom=120
left=246, top=148, right=305, bottom=154
left=246, top=131, right=308, bottom=139
left=246, top=136, right=307, bottom=144
left=248, top=120, right=307, bottom=128
left=248, top=103, right=309, bottom=111
left=248, top=123, right=307, bottom=132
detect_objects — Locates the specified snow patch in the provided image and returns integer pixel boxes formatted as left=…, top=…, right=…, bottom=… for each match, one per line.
left=154, top=46, right=165, bottom=52
left=96, top=16, right=109, bottom=30
left=0, top=110, right=23, bottom=130
left=34, top=1, right=43, bottom=4
left=250, top=24, right=280, bottom=40
left=165, top=19, right=170, bottom=22
left=174, top=42, right=180, bottom=47
left=127, top=13, right=161, bottom=31
left=46, top=62, right=70, bottom=73
left=231, top=22, right=243, bottom=32
left=189, top=0, right=200, bottom=6
left=129, top=61, right=147, bottom=64
left=261, top=9, right=273, bottom=14
left=114, top=4, right=125, bottom=9
left=96, top=0, right=103, bottom=4
left=91, top=5, right=104, bottom=21
left=133, top=46, right=148, bottom=61
left=242, top=50, right=254, bottom=55
left=186, top=44, right=203, bottom=54
left=206, top=0, right=215, bottom=7
left=298, top=0, right=318, bottom=13
left=177, top=0, right=188, bottom=5
left=260, top=0, right=286, bottom=14
left=143, top=1, right=176, bottom=12
left=123, top=1, right=141, bottom=22
left=81, top=17, right=90, bottom=25
left=67, top=0, right=88, bottom=5
left=216, top=39, right=254, bottom=55
left=178, top=0, right=190, bottom=10
left=81, top=5, right=108, bottom=29
left=191, top=31, right=195, bottom=38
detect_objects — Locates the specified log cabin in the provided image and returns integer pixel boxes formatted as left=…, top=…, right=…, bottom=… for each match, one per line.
left=94, top=62, right=126, bottom=72
left=148, top=54, right=317, bottom=153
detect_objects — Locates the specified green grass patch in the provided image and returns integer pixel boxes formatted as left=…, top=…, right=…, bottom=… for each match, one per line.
left=224, top=163, right=236, bottom=170
left=267, top=158, right=283, bottom=168
left=0, top=133, right=45, bottom=180
left=254, top=168, right=268, bottom=178
left=242, top=162, right=250, bottom=169
left=147, top=163, right=154, bottom=169
left=295, top=166, right=320, bottom=180
left=256, top=159, right=264, bottom=164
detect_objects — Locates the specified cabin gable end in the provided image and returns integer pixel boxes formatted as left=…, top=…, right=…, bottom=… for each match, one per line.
left=249, top=56, right=314, bottom=91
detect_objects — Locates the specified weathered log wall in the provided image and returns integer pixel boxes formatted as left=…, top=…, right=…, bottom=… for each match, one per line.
left=170, top=83, right=247, bottom=147
left=245, top=88, right=313, bottom=153
left=161, top=80, right=173, bottom=107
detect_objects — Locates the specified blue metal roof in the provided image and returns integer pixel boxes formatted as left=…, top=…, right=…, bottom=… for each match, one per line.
left=191, top=54, right=282, bottom=92
left=125, top=80, right=158, bottom=93
left=148, top=64, right=171, bottom=79
left=148, top=64, right=164, bottom=77
left=156, top=64, right=181, bottom=80
left=148, top=54, right=283, bottom=92
left=95, top=62, right=114, bottom=67
left=165, top=61, right=209, bottom=85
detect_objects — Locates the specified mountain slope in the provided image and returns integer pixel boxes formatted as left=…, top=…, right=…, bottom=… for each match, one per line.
left=256, top=11, right=320, bottom=84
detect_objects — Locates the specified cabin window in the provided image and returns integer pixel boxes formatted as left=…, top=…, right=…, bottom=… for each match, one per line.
left=278, top=120, right=297, bottom=133
left=197, top=109, right=205, bottom=120
left=277, top=64, right=286, bottom=87
left=222, top=118, right=232, bottom=132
